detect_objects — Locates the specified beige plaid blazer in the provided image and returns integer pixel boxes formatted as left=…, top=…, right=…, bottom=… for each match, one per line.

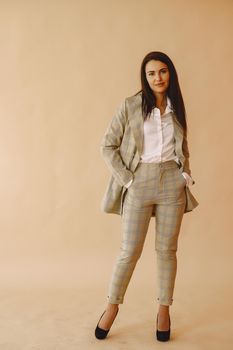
left=100, top=91, right=199, bottom=216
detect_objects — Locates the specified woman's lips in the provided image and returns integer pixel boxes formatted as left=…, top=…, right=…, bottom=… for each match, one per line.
left=155, top=83, right=164, bottom=86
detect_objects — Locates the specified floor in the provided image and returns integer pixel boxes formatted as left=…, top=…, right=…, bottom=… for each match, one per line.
left=0, top=284, right=232, bottom=350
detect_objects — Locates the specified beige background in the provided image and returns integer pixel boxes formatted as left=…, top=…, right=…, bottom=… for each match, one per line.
left=0, top=0, right=232, bottom=349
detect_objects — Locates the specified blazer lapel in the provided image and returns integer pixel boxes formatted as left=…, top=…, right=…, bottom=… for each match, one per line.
left=128, top=94, right=144, bottom=156
left=172, top=113, right=184, bottom=159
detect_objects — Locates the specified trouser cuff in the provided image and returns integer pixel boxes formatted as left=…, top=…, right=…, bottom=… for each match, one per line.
left=157, top=297, right=173, bottom=306
left=107, top=295, right=124, bottom=304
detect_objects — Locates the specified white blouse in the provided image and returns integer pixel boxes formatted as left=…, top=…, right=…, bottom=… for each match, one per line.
left=125, top=96, right=194, bottom=188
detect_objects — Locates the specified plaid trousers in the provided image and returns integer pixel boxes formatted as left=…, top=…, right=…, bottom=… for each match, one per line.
left=107, top=160, right=186, bottom=306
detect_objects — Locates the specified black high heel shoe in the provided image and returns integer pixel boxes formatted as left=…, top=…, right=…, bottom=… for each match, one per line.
left=156, top=313, right=171, bottom=342
left=95, top=308, right=119, bottom=340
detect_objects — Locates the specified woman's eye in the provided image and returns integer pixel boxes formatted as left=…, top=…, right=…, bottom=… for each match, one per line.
left=148, top=70, right=167, bottom=75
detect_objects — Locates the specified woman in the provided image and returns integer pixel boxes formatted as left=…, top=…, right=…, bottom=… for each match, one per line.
left=95, top=51, right=199, bottom=342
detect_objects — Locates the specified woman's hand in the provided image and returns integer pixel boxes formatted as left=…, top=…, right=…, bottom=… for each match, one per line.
left=182, top=172, right=195, bottom=187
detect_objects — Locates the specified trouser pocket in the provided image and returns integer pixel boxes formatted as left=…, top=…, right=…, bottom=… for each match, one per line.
left=176, top=168, right=187, bottom=186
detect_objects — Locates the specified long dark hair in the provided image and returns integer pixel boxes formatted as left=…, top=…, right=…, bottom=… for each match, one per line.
left=135, top=51, right=187, bottom=133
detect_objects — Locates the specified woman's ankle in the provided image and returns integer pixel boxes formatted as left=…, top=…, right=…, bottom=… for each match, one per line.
left=158, top=304, right=169, bottom=315
left=106, top=303, right=119, bottom=311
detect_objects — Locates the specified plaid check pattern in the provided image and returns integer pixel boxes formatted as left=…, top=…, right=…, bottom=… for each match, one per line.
left=107, top=160, right=186, bottom=306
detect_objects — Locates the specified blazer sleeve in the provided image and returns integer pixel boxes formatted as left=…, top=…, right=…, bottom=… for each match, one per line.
left=100, top=98, right=134, bottom=187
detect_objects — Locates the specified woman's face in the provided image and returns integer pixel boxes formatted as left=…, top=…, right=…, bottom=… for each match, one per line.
left=145, top=60, right=170, bottom=96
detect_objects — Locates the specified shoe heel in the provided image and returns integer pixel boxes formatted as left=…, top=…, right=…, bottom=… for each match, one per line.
left=156, top=314, right=171, bottom=342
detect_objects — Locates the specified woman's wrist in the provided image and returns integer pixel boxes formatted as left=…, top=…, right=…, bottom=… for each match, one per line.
left=182, top=172, right=195, bottom=186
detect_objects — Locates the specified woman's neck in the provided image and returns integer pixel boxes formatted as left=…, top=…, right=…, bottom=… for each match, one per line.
left=155, top=94, right=167, bottom=108
left=155, top=94, right=167, bottom=114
